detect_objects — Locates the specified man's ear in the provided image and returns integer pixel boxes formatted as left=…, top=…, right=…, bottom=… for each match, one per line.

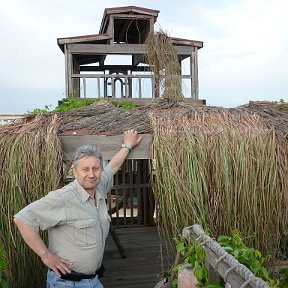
left=72, top=165, right=76, bottom=176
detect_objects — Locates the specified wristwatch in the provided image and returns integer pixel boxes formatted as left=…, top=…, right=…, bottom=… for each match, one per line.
left=121, top=144, right=132, bottom=152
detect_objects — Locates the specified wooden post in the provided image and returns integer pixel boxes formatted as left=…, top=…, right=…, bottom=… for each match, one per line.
left=190, top=47, right=199, bottom=100
left=83, top=78, right=86, bottom=98
left=97, top=78, right=101, bottom=98
left=64, top=45, right=70, bottom=98
left=108, top=15, right=115, bottom=44
left=111, top=76, right=115, bottom=98
left=138, top=77, right=142, bottom=98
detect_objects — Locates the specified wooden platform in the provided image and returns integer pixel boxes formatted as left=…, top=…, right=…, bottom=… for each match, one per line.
left=101, top=226, right=173, bottom=288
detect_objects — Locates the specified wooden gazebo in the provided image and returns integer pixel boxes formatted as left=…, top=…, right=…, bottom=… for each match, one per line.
left=57, top=6, right=204, bottom=102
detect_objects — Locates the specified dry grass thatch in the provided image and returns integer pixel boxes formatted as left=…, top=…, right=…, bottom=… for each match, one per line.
left=150, top=110, right=288, bottom=260
left=145, top=31, right=184, bottom=101
left=0, top=114, right=62, bottom=287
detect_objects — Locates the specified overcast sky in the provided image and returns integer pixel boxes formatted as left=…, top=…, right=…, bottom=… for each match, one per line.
left=0, top=0, right=287, bottom=114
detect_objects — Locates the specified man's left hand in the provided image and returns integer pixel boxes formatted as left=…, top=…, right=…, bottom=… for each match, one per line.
left=123, top=129, right=143, bottom=148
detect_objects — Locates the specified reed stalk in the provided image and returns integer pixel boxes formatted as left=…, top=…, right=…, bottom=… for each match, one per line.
left=150, top=111, right=288, bottom=259
left=145, top=31, right=184, bottom=102
left=0, top=114, right=62, bottom=287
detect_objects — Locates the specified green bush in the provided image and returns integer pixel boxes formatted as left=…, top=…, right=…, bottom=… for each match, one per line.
left=27, top=97, right=139, bottom=115
left=0, top=246, right=8, bottom=288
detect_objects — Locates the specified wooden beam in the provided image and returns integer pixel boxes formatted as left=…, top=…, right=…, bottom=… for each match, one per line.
left=60, top=134, right=152, bottom=161
left=57, top=34, right=112, bottom=45
left=64, top=45, right=69, bottom=98
left=80, top=65, right=148, bottom=72
left=68, top=44, right=195, bottom=56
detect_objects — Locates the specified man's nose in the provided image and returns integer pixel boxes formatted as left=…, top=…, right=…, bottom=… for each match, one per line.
left=87, top=170, right=95, bottom=177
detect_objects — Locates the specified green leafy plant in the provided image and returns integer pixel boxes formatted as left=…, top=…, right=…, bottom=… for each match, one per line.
left=169, top=230, right=288, bottom=287
left=53, top=98, right=98, bottom=112
left=111, top=100, right=138, bottom=110
left=172, top=239, right=223, bottom=288
left=275, top=99, right=288, bottom=112
left=27, top=104, right=52, bottom=115
left=278, top=268, right=288, bottom=288
left=27, top=97, right=139, bottom=115
left=217, top=230, right=270, bottom=281
left=0, top=246, right=8, bottom=288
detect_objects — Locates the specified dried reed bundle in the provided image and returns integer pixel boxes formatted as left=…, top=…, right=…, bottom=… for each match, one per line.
left=0, top=114, right=62, bottom=287
left=150, top=111, right=288, bottom=259
left=145, top=31, right=184, bottom=101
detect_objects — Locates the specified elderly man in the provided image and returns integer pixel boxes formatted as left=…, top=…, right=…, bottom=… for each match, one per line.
left=14, top=129, right=142, bottom=288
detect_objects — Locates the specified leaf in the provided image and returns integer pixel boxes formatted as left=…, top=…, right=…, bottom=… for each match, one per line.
left=223, top=246, right=234, bottom=253
left=176, top=241, right=185, bottom=253
left=172, top=278, right=178, bottom=288
left=195, top=247, right=206, bottom=262
left=194, top=262, right=208, bottom=282
left=0, top=277, right=8, bottom=288
left=217, top=235, right=230, bottom=243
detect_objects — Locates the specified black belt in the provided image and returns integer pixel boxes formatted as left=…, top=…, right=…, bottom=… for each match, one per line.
left=57, top=264, right=105, bottom=282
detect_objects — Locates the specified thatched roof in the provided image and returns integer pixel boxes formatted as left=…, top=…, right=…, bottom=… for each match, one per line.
left=29, top=99, right=287, bottom=137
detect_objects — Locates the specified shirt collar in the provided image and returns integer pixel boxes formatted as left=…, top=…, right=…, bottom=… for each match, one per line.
left=73, top=179, right=103, bottom=204
left=73, top=179, right=93, bottom=203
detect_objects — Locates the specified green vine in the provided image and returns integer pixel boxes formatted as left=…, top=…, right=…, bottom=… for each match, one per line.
left=170, top=230, right=288, bottom=287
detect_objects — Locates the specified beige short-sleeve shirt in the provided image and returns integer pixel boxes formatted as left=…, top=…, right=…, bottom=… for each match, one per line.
left=14, top=166, right=113, bottom=274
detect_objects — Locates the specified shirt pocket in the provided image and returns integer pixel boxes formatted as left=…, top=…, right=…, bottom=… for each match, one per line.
left=73, top=219, right=97, bottom=247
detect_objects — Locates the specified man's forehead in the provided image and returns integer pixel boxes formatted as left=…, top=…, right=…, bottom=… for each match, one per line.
left=76, top=156, right=102, bottom=165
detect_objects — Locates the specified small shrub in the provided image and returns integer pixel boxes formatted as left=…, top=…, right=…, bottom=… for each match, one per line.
left=0, top=246, right=8, bottom=288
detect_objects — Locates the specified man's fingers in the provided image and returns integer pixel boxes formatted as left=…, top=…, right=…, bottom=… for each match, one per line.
left=52, top=267, right=61, bottom=278
left=58, top=260, right=72, bottom=273
left=57, top=264, right=69, bottom=275
left=60, top=258, right=73, bottom=265
left=53, top=262, right=71, bottom=277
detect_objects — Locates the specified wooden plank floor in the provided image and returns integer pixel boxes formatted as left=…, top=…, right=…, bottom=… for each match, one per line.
left=101, top=226, right=173, bottom=288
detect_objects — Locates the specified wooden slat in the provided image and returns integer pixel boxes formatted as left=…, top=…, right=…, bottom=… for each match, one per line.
left=60, top=134, right=152, bottom=160
left=101, top=226, right=173, bottom=288
left=69, top=44, right=196, bottom=56
left=57, top=34, right=112, bottom=45
left=80, top=65, right=147, bottom=71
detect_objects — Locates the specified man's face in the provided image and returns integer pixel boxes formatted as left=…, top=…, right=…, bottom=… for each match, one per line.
left=73, top=156, right=102, bottom=194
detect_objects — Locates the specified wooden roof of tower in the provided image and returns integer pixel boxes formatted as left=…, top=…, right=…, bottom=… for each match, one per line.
left=57, top=5, right=203, bottom=65
left=99, top=6, right=159, bottom=44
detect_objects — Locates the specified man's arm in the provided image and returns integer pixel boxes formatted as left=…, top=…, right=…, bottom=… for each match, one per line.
left=107, top=129, right=143, bottom=174
left=14, top=217, right=72, bottom=277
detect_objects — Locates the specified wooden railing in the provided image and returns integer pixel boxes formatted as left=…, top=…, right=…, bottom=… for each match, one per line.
left=181, top=225, right=269, bottom=288
left=71, top=73, right=195, bottom=99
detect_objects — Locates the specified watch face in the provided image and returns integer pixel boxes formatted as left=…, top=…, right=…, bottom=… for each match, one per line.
left=121, top=144, right=131, bottom=152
